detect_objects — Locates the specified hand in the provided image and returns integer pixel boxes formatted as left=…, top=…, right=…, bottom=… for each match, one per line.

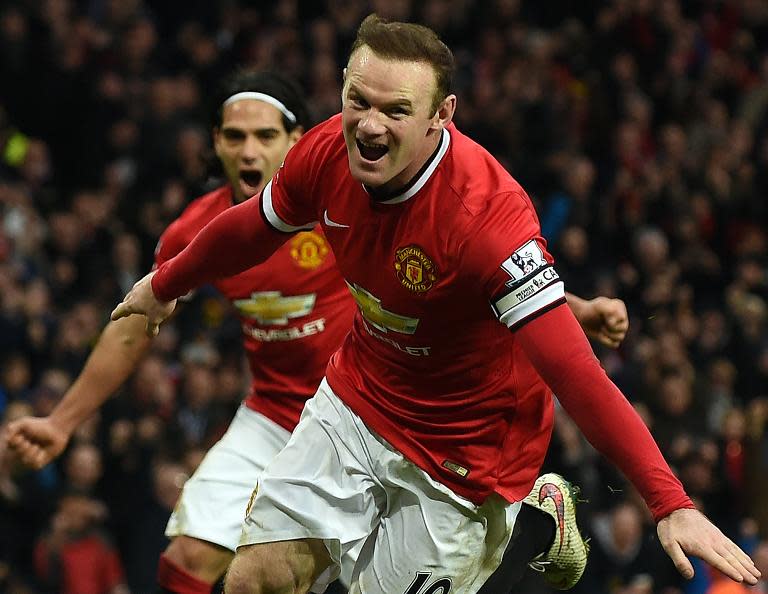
left=580, top=297, right=629, bottom=348
left=657, top=508, right=760, bottom=584
left=110, top=271, right=177, bottom=337
left=5, top=416, right=70, bottom=470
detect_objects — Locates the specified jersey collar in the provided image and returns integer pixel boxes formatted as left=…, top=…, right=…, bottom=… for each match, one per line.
left=363, top=127, right=451, bottom=205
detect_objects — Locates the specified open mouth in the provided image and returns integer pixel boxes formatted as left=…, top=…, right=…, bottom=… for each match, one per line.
left=239, top=170, right=263, bottom=191
left=356, top=138, right=388, bottom=162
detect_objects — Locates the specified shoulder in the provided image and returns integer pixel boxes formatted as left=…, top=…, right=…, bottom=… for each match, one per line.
left=436, top=128, right=545, bottom=274
left=441, top=125, right=536, bottom=230
left=288, top=114, right=346, bottom=163
left=277, top=114, right=348, bottom=198
left=171, top=186, right=231, bottom=233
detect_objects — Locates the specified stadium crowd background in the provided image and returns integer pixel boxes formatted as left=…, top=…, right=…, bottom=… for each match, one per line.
left=0, top=0, right=767, bottom=593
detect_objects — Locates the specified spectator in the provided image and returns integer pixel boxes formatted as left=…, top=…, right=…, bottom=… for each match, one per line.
left=33, top=492, right=128, bottom=594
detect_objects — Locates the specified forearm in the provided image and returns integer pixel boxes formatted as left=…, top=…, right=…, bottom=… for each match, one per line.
left=517, top=304, right=694, bottom=521
left=565, top=292, right=587, bottom=321
left=152, top=196, right=289, bottom=301
left=50, top=315, right=151, bottom=435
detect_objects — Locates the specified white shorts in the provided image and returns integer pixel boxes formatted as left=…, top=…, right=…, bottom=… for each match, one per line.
left=240, top=379, right=520, bottom=594
left=166, top=403, right=360, bottom=585
left=165, top=404, right=292, bottom=550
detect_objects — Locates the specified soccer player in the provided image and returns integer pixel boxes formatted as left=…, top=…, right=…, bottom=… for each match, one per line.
left=108, top=15, right=759, bottom=594
left=5, top=68, right=627, bottom=594
left=6, top=71, right=349, bottom=594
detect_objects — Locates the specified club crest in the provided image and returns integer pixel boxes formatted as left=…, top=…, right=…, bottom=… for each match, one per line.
left=395, top=245, right=438, bottom=293
left=290, top=231, right=329, bottom=269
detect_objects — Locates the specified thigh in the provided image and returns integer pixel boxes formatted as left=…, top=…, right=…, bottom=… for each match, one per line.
left=166, top=405, right=291, bottom=551
left=354, top=467, right=520, bottom=594
left=241, top=380, right=386, bottom=589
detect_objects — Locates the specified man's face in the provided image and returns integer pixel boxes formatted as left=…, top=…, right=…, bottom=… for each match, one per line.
left=342, top=46, right=445, bottom=192
left=213, top=99, right=301, bottom=202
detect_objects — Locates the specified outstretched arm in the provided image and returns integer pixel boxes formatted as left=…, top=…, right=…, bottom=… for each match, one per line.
left=112, top=196, right=291, bottom=334
left=6, top=315, right=151, bottom=469
left=566, top=293, right=628, bottom=348
left=516, top=303, right=759, bottom=585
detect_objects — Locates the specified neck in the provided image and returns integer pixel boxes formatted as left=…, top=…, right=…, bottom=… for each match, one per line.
left=367, top=130, right=443, bottom=200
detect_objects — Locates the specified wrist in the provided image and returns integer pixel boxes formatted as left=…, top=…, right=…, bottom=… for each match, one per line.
left=565, top=293, right=588, bottom=322
left=48, top=409, right=77, bottom=437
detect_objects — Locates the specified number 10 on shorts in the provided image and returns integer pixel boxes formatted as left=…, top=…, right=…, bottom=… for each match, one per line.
left=404, top=572, right=452, bottom=594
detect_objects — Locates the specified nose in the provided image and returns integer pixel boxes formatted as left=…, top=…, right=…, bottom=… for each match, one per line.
left=357, top=108, right=386, bottom=136
left=241, top=135, right=261, bottom=163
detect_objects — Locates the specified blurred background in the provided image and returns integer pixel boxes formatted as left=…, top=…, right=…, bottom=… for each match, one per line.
left=0, top=1, right=766, bottom=593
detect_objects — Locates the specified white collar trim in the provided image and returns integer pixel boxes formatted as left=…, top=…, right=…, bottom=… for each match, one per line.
left=365, top=127, right=451, bottom=205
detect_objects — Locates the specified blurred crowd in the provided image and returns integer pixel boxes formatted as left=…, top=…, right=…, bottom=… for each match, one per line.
left=0, top=1, right=766, bottom=593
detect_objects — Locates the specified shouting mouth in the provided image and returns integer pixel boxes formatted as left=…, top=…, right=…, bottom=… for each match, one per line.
left=356, top=138, right=389, bottom=162
left=239, top=170, right=263, bottom=196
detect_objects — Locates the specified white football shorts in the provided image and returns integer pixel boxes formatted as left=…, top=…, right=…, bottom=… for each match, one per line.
left=165, top=403, right=359, bottom=584
left=240, top=379, right=521, bottom=594
left=165, top=403, right=291, bottom=549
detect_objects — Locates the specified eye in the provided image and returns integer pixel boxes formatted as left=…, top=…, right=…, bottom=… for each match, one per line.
left=349, top=95, right=369, bottom=109
left=387, top=107, right=409, bottom=118
left=222, top=129, right=245, bottom=142
left=257, top=130, right=280, bottom=144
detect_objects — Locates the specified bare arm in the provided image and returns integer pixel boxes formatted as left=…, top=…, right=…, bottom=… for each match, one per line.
left=6, top=315, right=151, bottom=469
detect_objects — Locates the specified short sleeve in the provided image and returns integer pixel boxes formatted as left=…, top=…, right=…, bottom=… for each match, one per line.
left=463, top=191, right=565, bottom=330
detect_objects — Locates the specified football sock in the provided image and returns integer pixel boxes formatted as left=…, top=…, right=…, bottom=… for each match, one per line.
left=475, top=503, right=555, bottom=594
left=156, top=554, right=213, bottom=594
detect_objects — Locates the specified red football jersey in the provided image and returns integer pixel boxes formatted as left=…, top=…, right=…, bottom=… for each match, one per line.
left=262, top=115, right=566, bottom=504
left=155, top=185, right=355, bottom=431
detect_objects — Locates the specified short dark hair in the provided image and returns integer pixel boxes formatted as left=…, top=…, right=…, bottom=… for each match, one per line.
left=210, top=70, right=311, bottom=133
left=350, top=14, right=455, bottom=114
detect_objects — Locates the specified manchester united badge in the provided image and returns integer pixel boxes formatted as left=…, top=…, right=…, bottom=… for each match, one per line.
left=290, top=231, right=329, bottom=269
left=394, top=245, right=437, bottom=293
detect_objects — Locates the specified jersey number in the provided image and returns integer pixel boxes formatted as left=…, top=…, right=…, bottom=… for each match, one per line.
left=404, top=572, right=452, bottom=594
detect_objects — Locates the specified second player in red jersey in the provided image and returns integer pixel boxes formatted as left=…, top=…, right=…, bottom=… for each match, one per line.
left=155, top=185, right=353, bottom=432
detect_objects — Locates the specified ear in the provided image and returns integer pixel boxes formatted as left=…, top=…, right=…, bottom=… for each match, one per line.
left=287, top=126, right=304, bottom=148
left=429, top=94, right=457, bottom=132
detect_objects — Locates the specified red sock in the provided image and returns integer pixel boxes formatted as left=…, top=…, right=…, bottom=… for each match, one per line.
left=157, top=554, right=212, bottom=594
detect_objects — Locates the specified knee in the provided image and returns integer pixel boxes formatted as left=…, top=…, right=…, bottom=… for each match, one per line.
left=224, top=544, right=311, bottom=594
left=165, top=536, right=233, bottom=583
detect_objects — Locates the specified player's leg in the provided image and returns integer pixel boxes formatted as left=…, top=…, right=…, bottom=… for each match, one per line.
left=350, top=447, right=521, bottom=594
left=158, top=404, right=292, bottom=593
left=474, top=503, right=555, bottom=594
left=225, top=539, right=333, bottom=594
left=477, top=473, right=588, bottom=593
left=226, top=380, right=384, bottom=594
left=158, top=538, right=231, bottom=594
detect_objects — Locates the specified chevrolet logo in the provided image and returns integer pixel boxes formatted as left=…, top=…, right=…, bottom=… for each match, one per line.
left=233, top=292, right=316, bottom=325
left=346, top=282, right=419, bottom=334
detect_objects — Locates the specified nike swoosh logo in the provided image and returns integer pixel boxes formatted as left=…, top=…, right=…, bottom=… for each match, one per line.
left=323, top=209, right=349, bottom=228
left=539, top=482, right=566, bottom=553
